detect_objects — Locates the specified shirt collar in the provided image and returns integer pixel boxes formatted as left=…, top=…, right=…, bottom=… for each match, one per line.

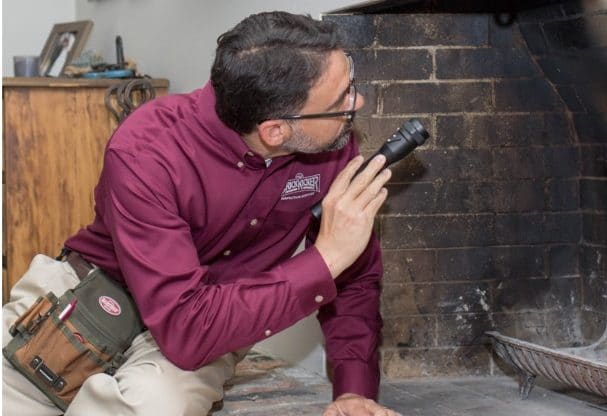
left=194, top=82, right=277, bottom=170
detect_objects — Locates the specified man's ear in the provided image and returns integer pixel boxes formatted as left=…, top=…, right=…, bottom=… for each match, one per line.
left=257, top=119, right=290, bottom=147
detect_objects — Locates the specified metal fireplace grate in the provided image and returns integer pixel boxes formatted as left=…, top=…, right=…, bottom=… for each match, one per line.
left=486, top=330, right=607, bottom=399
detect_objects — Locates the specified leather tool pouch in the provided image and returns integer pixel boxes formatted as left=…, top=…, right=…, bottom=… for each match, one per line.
left=3, top=269, right=144, bottom=411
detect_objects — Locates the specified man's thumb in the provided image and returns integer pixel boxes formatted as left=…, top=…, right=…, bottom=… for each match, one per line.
left=323, top=406, right=339, bottom=416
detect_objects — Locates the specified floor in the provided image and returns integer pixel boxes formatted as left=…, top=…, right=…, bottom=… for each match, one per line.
left=212, top=350, right=607, bottom=416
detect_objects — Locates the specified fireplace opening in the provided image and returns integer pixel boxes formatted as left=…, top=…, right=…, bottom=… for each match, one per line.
left=324, top=0, right=606, bottom=397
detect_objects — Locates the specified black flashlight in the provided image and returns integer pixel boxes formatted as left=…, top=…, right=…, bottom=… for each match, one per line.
left=311, top=118, right=429, bottom=220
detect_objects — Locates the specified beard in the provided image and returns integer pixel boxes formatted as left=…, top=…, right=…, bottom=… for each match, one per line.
left=281, top=121, right=352, bottom=154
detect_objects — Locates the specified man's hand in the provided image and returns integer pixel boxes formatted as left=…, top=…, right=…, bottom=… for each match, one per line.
left=315, top=154, right=391, bottom=278
left=323, top=393, right=402, bottom=416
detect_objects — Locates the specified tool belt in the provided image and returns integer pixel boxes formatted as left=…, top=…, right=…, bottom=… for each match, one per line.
left=3, top=251, right=145, bottom=411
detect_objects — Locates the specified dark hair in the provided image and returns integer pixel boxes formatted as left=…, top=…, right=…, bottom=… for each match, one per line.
left=211, top=11, right=343, bottom=134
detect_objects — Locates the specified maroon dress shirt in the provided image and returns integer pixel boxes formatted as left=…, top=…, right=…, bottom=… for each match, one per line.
left=65, top=82, right=383, bottom=400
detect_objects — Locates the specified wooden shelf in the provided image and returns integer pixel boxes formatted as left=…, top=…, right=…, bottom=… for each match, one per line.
left=3, top=77, right=170, bottom=89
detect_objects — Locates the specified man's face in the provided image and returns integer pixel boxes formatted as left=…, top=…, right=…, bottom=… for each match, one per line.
left=280, top=50, right=364, bottom=154
left=282, top=119, right=352, bottom=154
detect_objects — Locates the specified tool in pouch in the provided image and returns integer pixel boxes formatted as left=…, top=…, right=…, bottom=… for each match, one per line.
left=3, top=267, right=145, bottom=411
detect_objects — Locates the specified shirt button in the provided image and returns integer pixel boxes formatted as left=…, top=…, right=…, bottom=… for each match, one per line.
left=250, top=218, right=258, bottom=226
left=314, top=295, right=324, bottom=304
left=223, top=250, right=231, bottom=256
left=265, top=329, right=272, bottom=337
left=237, top=161, right=244, bottom=169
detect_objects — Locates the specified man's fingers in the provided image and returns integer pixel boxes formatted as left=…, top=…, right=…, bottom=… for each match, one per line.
left=329, top=155, right=365, bottom=195
left=322, top=404, right=341, bottom=416
left=363, top=187, right=388, bottom=217
left=374, top=408, right=401, bottom=416
left=357, top=168, right=391, bottom=210
left=325, top=154, right=387, bottom=209
left=372, top=410, right=399, bottom=416
left=349, top=154, right=387, bottom=193
left=325, top=395, right=401, bottom=416
left=366, top=401, right=402, bottom=416
left=322, top=154, right=384, bottom=217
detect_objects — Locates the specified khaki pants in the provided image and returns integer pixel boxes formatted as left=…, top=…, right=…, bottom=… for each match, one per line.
left=3, top=254, right=248, bottom=416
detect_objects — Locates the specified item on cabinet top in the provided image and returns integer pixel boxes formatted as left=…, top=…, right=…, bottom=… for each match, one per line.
left=14, top=56, right=40, bottom=77
left=82, top=69, right=135, bottom=79
left=104, top=79, right=157, bottom=123
left=79, top=36, right=137, bottom=79
left=39, top=20, right=93, bottom=77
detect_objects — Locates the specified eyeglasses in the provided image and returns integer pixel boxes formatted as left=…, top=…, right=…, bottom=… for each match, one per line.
left=269, top=53, right=357, bottom=123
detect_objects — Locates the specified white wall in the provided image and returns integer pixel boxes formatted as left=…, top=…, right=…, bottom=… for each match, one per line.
left=2, top=0, right=76, bottom=76
left=75, top=0, right=359, bottom=93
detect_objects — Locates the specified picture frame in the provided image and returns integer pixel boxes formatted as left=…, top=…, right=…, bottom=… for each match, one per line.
left=39, top=20, right=93, bottom=77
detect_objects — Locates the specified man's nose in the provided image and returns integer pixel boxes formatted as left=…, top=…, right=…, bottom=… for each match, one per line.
left=355, top=91, right=365, bottom=112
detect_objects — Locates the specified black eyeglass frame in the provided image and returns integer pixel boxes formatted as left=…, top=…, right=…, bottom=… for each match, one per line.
left=259, top=53, right=357, bottom=123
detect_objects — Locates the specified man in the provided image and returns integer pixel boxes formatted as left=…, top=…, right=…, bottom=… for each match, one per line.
left=3, top=11, right=399, bottom=416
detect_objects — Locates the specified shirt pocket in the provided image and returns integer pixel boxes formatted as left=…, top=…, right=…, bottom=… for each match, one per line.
left=264, top=204, right=308, bottom=233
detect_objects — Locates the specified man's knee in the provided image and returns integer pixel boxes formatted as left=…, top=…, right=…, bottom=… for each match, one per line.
left=3, top=358, right=59, bottom=416
left=68, top=361, right=220, bottom=415
left=120, top=363, right=192, bottom=408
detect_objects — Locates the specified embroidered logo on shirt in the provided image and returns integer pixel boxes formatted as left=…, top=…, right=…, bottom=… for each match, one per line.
left=281, top=173, right=320, bottom=200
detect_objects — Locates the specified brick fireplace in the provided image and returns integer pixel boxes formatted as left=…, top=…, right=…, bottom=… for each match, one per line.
left=325, top=0, right=607, bottom=378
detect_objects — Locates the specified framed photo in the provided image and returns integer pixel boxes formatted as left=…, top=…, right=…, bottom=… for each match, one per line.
left=39, top=20, right=93, bottom=77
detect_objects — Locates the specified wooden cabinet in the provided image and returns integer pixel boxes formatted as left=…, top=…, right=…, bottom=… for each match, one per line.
left=3, top=77, right=169, bottom=303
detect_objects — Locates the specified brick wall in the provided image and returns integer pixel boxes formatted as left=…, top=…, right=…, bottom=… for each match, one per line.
left=325, top=0, right=606, bottom=378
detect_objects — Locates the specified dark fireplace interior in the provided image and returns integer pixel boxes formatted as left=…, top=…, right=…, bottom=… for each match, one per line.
left=324, top=0, right=606, bottom=379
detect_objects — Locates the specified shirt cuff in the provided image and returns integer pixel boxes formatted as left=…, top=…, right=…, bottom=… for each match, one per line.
left=279, top=246, right=337, bottom=315
left=332, top=359, right=380, bottom=401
